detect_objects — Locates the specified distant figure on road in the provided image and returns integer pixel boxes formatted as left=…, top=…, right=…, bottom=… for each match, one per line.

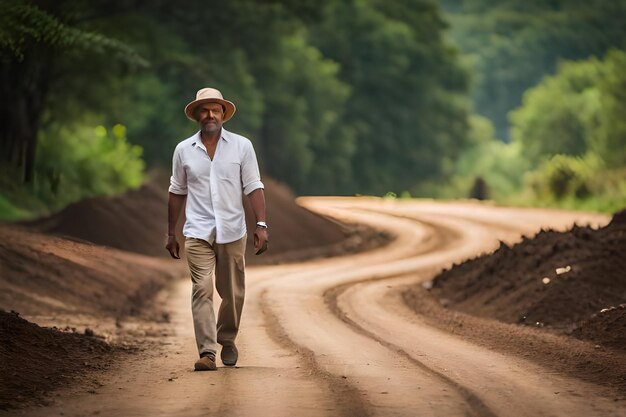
left=166, top=88, right=268, bottom=371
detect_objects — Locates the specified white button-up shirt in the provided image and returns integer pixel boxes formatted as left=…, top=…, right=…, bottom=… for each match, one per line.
left=169, top=128, right=264, bottom=244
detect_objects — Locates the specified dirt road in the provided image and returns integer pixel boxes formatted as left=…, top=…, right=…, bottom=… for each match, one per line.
left=6, top=198, right=621, bottom=417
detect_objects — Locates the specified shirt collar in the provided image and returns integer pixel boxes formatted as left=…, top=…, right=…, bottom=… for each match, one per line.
left=191, top=128, right=230, bottom=147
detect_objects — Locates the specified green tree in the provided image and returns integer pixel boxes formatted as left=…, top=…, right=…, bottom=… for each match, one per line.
left=0, top=0, right=146, bottom=183
left=510, top=49, right=626, bottom=168
left=507, top=49, right=626, bottom=212
left=35, top=123, right=145, bottom=210
left=440, top=0, right=626, bottom=140
left=1, top=0, right=475, bottom=218
left=258, top=35, right=352, bottom=193
left=509, top=57, right=602, bottom=162
left=312, top=0, right=470, bottom=194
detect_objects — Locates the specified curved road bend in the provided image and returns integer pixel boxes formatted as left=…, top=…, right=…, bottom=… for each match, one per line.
left=10, top=198, right=618, bottom=417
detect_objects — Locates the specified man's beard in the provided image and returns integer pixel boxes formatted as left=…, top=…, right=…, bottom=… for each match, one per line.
left=202, top=120, right=221, bottom=135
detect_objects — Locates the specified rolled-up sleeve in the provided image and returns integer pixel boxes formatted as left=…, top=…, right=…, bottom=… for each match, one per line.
left=241, top=140, right=264, bottom=195
left=168, top=146, right=188, bottom=195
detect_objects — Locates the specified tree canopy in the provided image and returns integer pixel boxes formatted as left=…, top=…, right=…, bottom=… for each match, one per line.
left=3, top=0, right=624, bottom=218
left=0, top=0, right=470, bottom=204
left=511, top=49, right=626, bottom=169
left=440, top=0, right=626, bottom=140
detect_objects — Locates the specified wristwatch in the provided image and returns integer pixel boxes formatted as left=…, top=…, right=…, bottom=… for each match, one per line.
left=256, top=221, right=268, bottom=228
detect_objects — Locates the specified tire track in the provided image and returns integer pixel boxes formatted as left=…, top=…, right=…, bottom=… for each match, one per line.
left=318, top=213, right=498, bottom=417
left=324, top=280, right=497, bottom=417
left=256, top=205, right=492, bottom=416
left=247, top=198, right=613, bottom=416
left=318, top=201, right=619, bottom=417
left=258, top=288, right=373, bottom=417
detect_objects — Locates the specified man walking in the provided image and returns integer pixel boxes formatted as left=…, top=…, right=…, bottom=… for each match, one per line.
left=166, top=88, right=268, bottom=371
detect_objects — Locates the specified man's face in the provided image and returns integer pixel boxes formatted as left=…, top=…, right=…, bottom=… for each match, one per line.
left=196, top=102, right=224, bottom=135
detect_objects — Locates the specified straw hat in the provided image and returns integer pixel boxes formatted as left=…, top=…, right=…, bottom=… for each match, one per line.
left=184, top=88, right=236, bottom=122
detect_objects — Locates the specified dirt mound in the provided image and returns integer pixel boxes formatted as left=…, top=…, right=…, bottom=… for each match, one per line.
left=27, top=172, right=370, bottom=264
left=0, top=224, right=182, bottom=318
left=430, top=210, right=626, bottom=351
left=572, top=304, right=626, bottom=350
left=2, top=174, right=389, bottom=411
left=27, top=175, right=168, bottom=257
left=0, top=223, right=182, bottom=410
left=243, top=179, right=389, bottom=264
left=2, top=178, right=388, bottom=410
left=0, top=310, right=115, bottom=410
left=609, top=208, right=626, bottom=225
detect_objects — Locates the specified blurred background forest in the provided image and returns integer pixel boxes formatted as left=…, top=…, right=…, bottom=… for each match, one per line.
left=1, top=0, right=625, bottom=220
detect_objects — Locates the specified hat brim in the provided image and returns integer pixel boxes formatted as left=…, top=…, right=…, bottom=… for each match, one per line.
left=184, top=98, right=236, bottom=123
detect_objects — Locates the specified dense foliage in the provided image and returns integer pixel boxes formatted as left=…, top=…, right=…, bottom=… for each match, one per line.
left=510, top=50, right=626, bottom=168
left=441, top=50, right=626, bottom=212
left=440, top=0, right=626, bottom=140
left=511, top=50, right=626, bottom=211
left=0, top=0, right=470, bottom=219
left=1, top=0, right=624, bottom=219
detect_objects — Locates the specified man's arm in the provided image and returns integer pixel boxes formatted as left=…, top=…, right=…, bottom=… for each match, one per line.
left=166, top=192, right=186, bottom=259
left=247, top=188, right=268, bottom=255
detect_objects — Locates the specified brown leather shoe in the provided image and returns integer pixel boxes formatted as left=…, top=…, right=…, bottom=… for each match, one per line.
left=194, top=355, right=217, bottom=371
left=221, top=344, right=238, bottom=366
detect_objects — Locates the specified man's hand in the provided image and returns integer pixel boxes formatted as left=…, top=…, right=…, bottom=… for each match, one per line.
left=165, top=235, right=181, bottom=259
left=254, top=227, right=269, bottom=255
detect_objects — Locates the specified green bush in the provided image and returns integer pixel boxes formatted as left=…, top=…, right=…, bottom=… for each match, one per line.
left=34, top=123, right=145, bottom=210
left=519, top=153, right=626, bottom=212
left=538, top=155, right=591, bottom=199
left=0, top=194, right=31, bottom=221
left=510, top=49, right=626, bottom=169
left=0, top=123, right=145, bottom=220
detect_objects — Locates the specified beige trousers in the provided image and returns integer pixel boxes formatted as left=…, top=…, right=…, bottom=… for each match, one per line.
left=185, top=235, right=246, bottom=357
